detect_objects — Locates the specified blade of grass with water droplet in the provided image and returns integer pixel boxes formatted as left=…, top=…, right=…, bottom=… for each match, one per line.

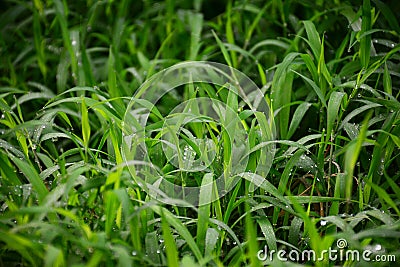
left=326, top=91, right=345, bottom=141
left=245, top=203, right=260, bottom=267
left=365, top=180, right=400, bottom=216
left=188, top=12, right=203, bottom=60
left=288, top=216, right=303, bottom=246
left=344, top=111, right=371, bottom=203
left=204, top=228, right=219, bottom=257
left=145, top=231, right=161, bottom=264
left=81, top=97, right=90, bottom=152
left=104, top=190, right=119, bottom=237
left=360, top=0, right=372, bottom=68
left=383, top=62, right=392, bottom=96
left=161, top=210, right=179, bottom=267
left=291, top=70, right=327, bottom=108
left=197, top=173, right=213, bottom=254
left=151, top=206, right=202, bottom=261
left=10, top=155, right=48, bottom=203
left=303, top=21, right=321, bottom=61
left=257, top=217, right=277, bottom=252
left=271, top=52, right=299, bottom=138
left=287, top=102, right=312, bottom=139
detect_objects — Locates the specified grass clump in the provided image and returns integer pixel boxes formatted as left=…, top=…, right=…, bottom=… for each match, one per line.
left=0, top=0, right=399, bottom=266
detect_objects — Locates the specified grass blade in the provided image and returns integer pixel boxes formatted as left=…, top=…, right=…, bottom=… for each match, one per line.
left=161, top=210, right=179, bottom=267
left=9, top=155, right=48, bottom=203
left=326, top=91, right=345, bottom=141
left=196, top=173, right=213, bottom=254
left=360, top=0, right=372, bottom=68
left=344, top=111, right=371, bottom=203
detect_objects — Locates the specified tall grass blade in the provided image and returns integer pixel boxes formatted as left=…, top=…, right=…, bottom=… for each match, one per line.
left=360, top=0, right=372, bottom=68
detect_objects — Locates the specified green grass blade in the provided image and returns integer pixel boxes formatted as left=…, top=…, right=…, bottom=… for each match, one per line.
left=188, top=12, right=203, bottom=60
left=291, top=70, right=327, bottom=108
left=326, top=91, right=345, bottom=141
left=383, top=62, right=392, bottom=96
left=257, top=217, right=277, bottom=251
left=344, top=111, right=371, bottom=203
left=212, top=30, right=232, bottom=67
left=365, top=180, right=400, bottom=216
left=303, top=20, right=321, bottom=61
left=287, top=102, right=312, bottom=139
left=271, top=52, right=299, bottom=138
left=44, top=245, right=65, bottom=267
left=360, top=0, right=372, bottom=68
left=196, top=173, right=213, bottom=254
left=9, top=155, right=48, bottom=203
left=245, top=203, right=260, bottom=267
left=225, top=1, right=237, bottom=67
left=81, top=97, right=90, bottom=151
left=161, top=210, right=180, bottom=267
left=151, top=206, right=203, bottom=262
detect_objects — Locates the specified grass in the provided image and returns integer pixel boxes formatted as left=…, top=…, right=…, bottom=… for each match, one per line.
left=0, top=0, right=400, bottom=266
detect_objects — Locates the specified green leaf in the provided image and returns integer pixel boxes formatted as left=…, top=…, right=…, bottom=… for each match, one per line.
left=326, top=91, right=345, bottom=141
left=344, top=112, right=371, bottom=202
left=291, top=70, right=327, bottom=108
left=287, top=102, right=312, bottom=139
left=271, top=52, right=299, bottom=138
left=212, top=30, right=232, bottom=67
left=151, top=206, right=202, bottom=261
left=360, top=0, right=372, bottom=68
left=383, top=62, right=392, bottom=96
left=205, top=228, right=219, bottom=256
left=197, top=173, right=213, bottom=254
left=145, top=231, right=161, bottom=264
left=9, top=155, right=48, bottom=203
left=303, top=20, right=321, bottom=60
left=257, top=217, right=277, bottom=251
left=188, top=12, right=203, bottom=60
left=365, top=180, right=400, bottom=216
left=372, top=0, right=400, bottom=33
left=81, top=97, right=90, bottom=150
left=161, top=210, right=179, bottom=267
left=45, top=245, right=65, bottom=267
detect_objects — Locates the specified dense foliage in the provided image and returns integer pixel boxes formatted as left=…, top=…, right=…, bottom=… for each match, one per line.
left=1, top=0, right=399, bottom=266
